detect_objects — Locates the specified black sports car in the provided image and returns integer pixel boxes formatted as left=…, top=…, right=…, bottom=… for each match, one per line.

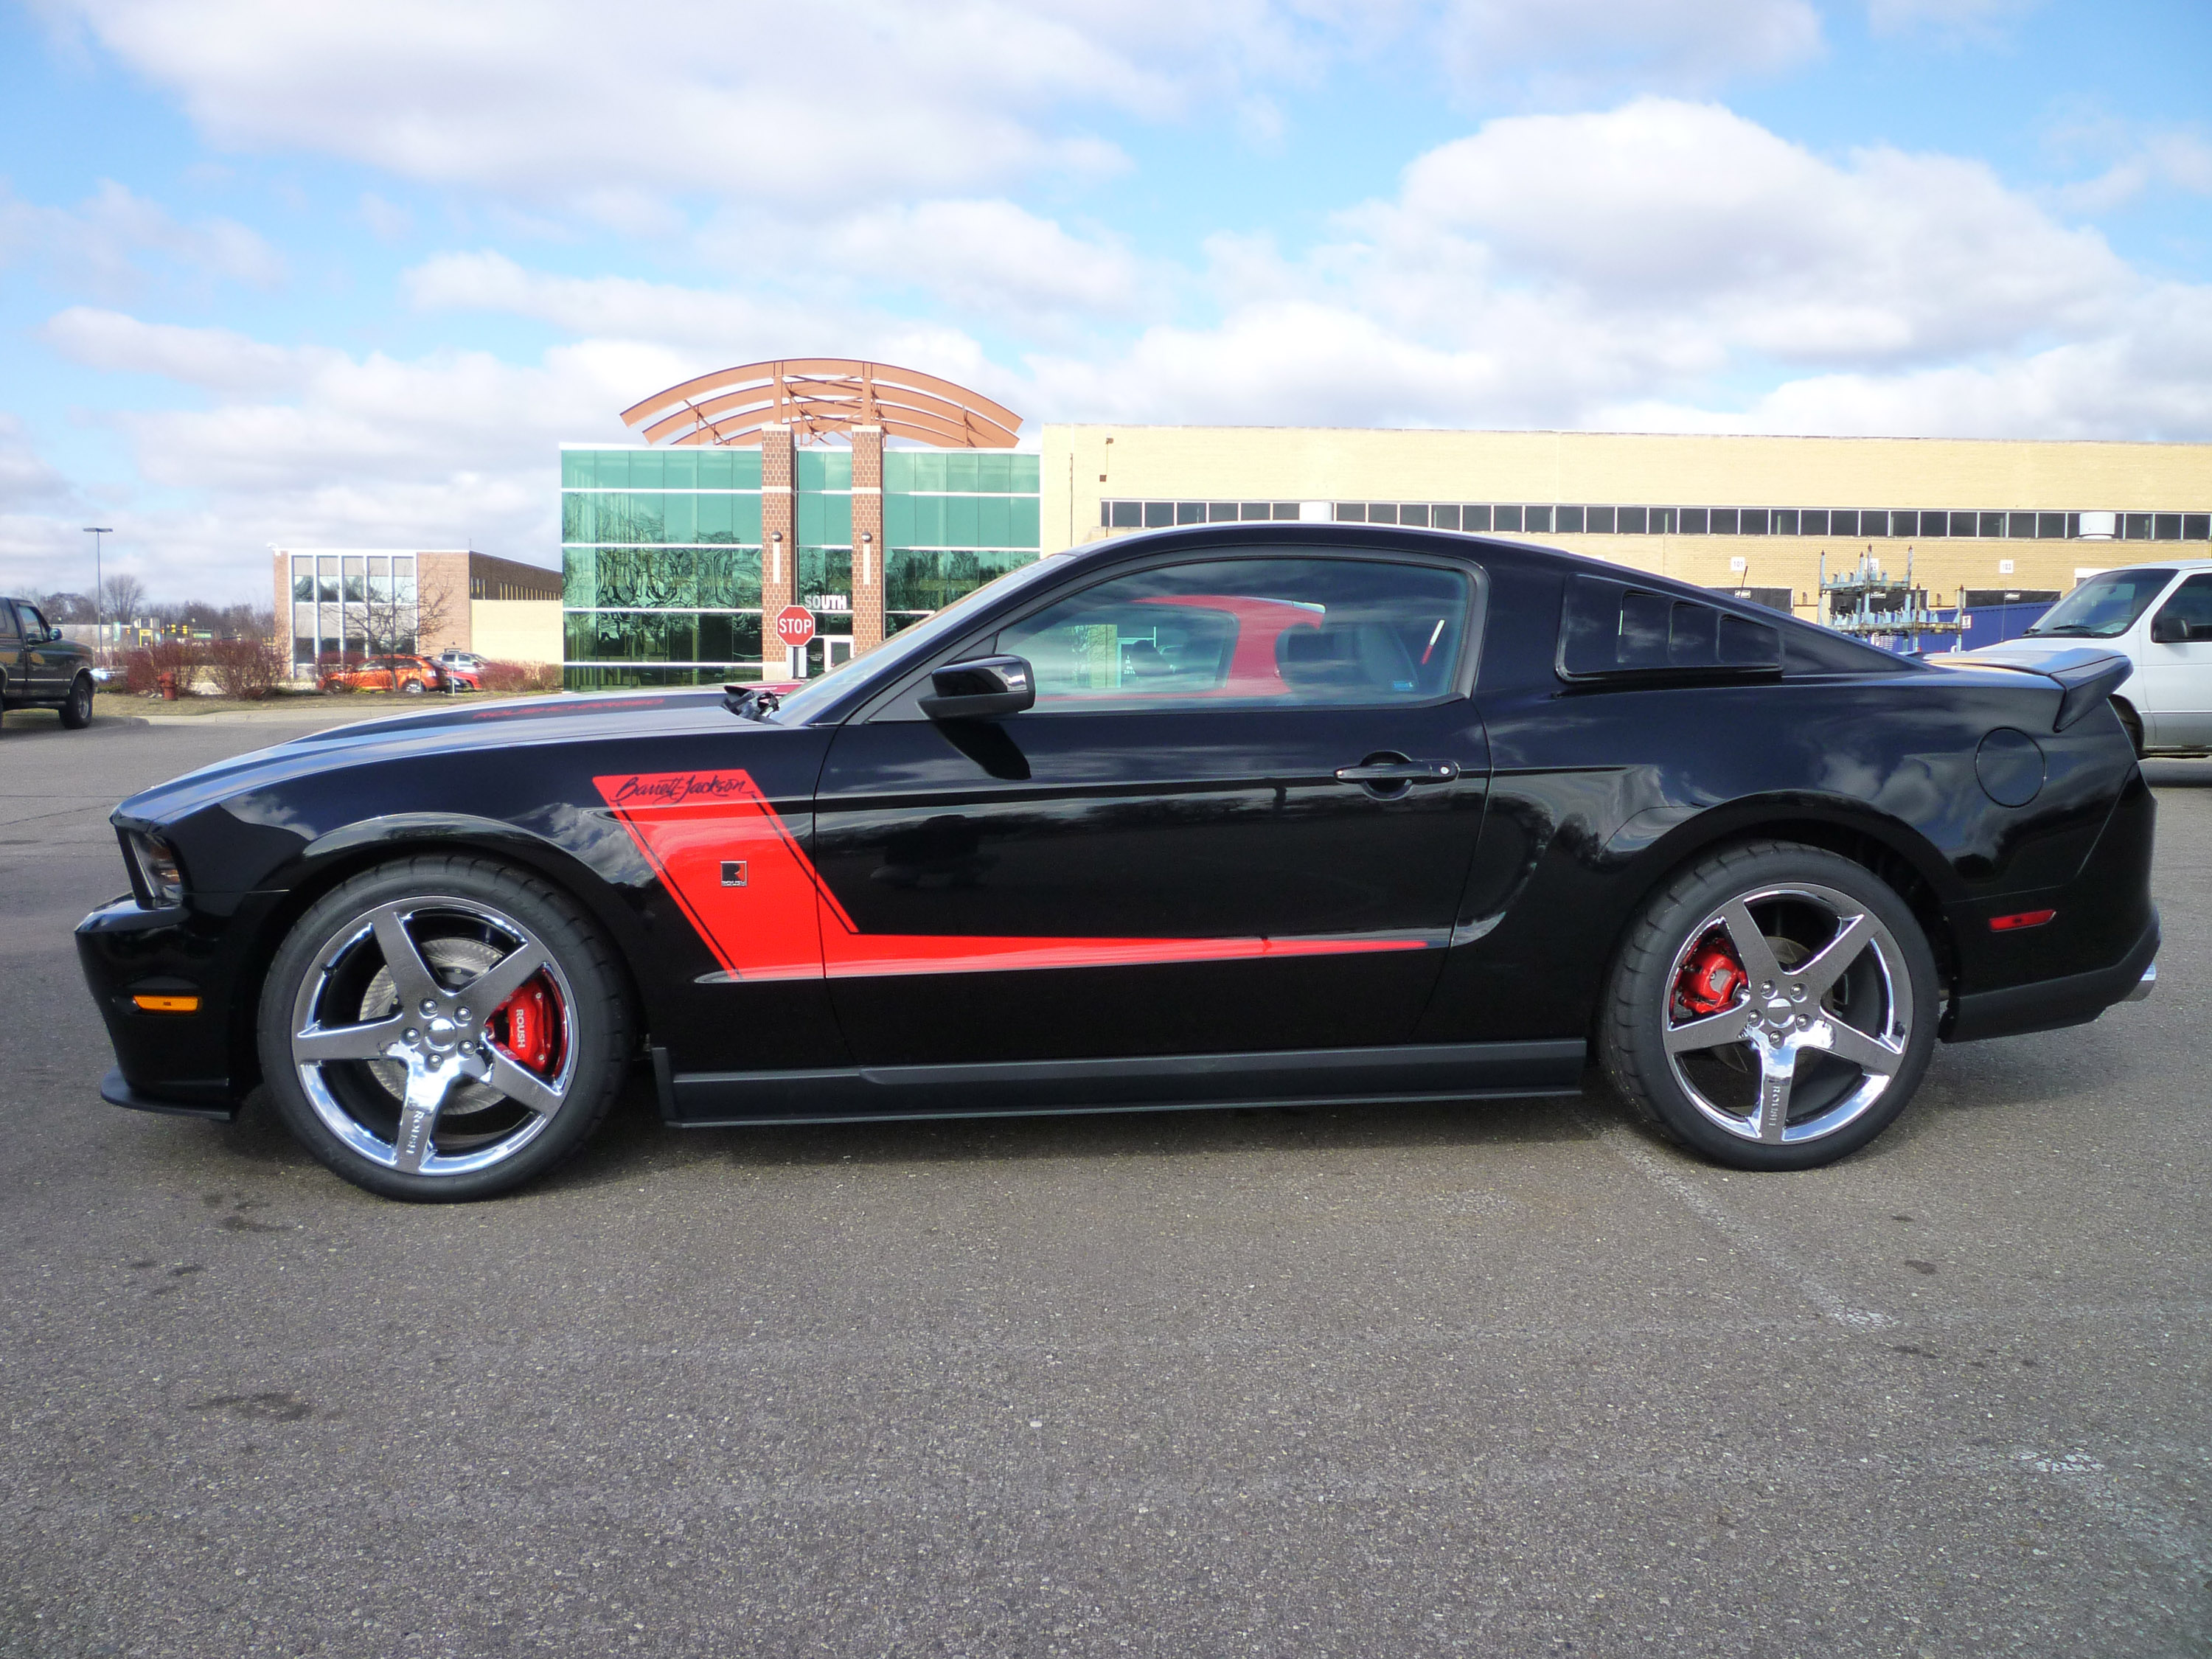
left=77, top=524, right=2159, bottom=1200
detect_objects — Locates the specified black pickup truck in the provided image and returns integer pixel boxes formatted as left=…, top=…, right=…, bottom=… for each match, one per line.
left=0, top=598, right=97, bottom=731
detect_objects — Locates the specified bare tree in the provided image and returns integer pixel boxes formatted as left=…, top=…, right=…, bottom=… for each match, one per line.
left=33, top=591, right=94, bottom=623
left=101, top=572, right=147, bottom=624
left=360, top=573, right=451, bottom=658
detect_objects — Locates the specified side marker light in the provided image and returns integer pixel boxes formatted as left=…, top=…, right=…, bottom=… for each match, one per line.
left=1989, top=910, right=2056, bottom=932
left=132, top=994, right=201, bottom=1012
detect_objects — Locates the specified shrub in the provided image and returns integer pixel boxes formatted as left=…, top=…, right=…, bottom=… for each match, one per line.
left=205, top=636, right=288, bottom=700
left=122, top=638, right=204, bottom=696
left=475, top=659, right=564, bottom=694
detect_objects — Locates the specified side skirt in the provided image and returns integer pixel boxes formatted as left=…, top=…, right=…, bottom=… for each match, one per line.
left=658, top=1039, right=1586, bottom=1127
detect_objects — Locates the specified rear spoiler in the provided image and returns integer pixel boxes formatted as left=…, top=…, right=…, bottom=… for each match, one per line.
left=1927, top=646, right=2132, bottom=733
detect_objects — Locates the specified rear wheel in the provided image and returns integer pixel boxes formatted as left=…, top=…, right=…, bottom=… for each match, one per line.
left=1600, top=841, right=1938, bottom=1170
left=401, top=678, right=427, bottom=695
left=257, top=855, right=633, bottom=1200
left=59, top=673, right=94, bottom=728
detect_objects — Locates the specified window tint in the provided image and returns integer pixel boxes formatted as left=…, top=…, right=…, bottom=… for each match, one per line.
left=998, top=557, right=1472, bottom=712
left=2026, top=569, right=2175, bottom=639
left=2153, top=574, right=2212, bottom=638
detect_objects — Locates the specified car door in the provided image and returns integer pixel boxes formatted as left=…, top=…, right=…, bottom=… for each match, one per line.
left=15, top=602, right=61, bottom=697
left=0, top=600, right=23, bottom=699
left=810, top=549, right=1491, bottom=1066
left=2138, top=572, right=2212, bottom=746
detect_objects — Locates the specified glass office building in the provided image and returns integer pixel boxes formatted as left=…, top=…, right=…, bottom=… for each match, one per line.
left=284, top=551, right=419, bottom=673
left=560, top=445, right=1041, bottom=688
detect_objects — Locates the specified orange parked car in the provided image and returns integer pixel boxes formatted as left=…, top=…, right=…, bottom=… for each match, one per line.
left=319, top=654, right=443, bottom=695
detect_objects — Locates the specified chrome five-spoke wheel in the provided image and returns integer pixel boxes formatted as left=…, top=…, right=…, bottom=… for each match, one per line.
left=261, top=856, right=630, bottom=1200
left=291, top=895, right=576, bottom=1176
left=1601, top=841, right=1938, bottom=1170
left=1660, top=882, right=1910, bottom=1147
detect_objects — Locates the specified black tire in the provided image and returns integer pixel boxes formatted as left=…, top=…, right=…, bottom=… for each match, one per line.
left=257, top=854, right=634, bottom=1201
left=59, top=673, right=94, bottom=728
left=401, top=678, right=427, bottom=695
left=1599, top=840, right=1939, bottom=1171
left=2114, top=698, right=2145, bottom=759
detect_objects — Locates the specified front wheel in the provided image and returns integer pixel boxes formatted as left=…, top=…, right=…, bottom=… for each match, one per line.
left=401, top=678, right=427, bottom=695
left=60, top=673, right=94, bottom=728
left=257, top=855, right=634, bottom=1200
left=1599, top=841, right=1938, bottom=1170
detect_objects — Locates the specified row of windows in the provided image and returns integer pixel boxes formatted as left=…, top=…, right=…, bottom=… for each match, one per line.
left=559, top=447, right=1042, bottom=494
left=1103, top=501, right=2212, bottom=540
left=560, top=546, right=1037, bottom=617
left=288, top=554, right=417, bottom=605
left=561, top=491, right=1043, bottom=550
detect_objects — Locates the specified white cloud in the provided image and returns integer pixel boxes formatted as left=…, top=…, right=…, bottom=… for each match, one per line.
left=0, top=177, right=282, bottom=297
left=813, top=201, right=1147, bottom=321
left=47, top=0, right=1834, bottom=229
left=1026, top=98, right=2208, bottom=439
left=400, top=251, right=1006, bottom=389
left=1437, top=0, right=1821, bottom=98
left=358, top=192, right=414, bottom=244
left=49, top=0, right=1279, bottom=212
left=2056, top=130, right=2212, bottom=215
left=1372, top=99, right=2124, bottom=361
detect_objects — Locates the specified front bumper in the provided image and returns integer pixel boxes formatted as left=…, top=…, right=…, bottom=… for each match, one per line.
left=76, top=894, right=248, bottom=1120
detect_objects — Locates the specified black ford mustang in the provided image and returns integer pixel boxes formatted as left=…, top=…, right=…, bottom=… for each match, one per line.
left=78, top=524, right=2158, bottom=1200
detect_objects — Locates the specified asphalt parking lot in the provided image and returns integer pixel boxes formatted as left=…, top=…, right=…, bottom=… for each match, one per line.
left=1, top=705, right=2206, bottom=1658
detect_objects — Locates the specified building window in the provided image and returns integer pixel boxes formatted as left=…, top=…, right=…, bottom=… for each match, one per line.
left=2187, top=514, right=2210, bottom=540
left=2154, top=512, right=2183, bottom=540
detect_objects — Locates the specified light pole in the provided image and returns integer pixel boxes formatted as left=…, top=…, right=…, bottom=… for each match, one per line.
left=83, top=527, right=112, bottom=661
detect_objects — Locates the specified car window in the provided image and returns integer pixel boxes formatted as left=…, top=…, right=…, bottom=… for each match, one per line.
left=19, top=603, right=49, bottom=637
left=2025, top=569, right=2174, bottom=638
left=2153, top=574, right=2212, bottom=639
left=0, top=603, right=18, bottom=642
left=997, top=557, right=1472, bottom=712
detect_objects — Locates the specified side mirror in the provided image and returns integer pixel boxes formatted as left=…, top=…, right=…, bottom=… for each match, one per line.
left=919, top=655, right=1036, bottom=721
left=2149, top=612, right=2183, bottom=644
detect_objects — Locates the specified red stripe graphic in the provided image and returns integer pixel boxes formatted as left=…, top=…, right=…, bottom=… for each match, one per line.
left=595, top=770, right=1430, bottom=982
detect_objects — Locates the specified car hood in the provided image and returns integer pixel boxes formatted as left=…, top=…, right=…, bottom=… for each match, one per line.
left=1958, top=632, right=2129, bottom=660
left=114, top=687, right=757, bottom=828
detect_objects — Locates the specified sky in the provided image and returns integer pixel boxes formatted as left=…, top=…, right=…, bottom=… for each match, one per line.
left=2, top=0, right=2209, bottom=602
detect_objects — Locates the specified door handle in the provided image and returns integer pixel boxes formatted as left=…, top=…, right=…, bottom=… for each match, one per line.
left=1334, top=757, right=1460, bottom=785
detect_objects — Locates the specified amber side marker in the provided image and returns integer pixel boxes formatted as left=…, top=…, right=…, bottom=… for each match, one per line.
left=131, top=994, right=200, bottom=1012
left=1989, top=910, right=2057, bottom=932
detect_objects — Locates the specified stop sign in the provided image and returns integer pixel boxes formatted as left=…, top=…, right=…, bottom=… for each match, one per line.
left=773, top=605, right=816, bottom=649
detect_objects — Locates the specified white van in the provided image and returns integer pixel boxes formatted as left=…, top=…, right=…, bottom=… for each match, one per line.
left=1961, top=557, right=2212, bottom=755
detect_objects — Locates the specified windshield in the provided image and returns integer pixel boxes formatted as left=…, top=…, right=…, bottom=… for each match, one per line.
left=2024, top=568, right=2175, bottom=638
left=771, top=555, right=1070, bottom=723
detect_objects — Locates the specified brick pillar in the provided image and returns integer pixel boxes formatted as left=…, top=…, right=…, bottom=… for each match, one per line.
left=759, top=424, right=796, bottom=672
left=850, top=425, right=885, bottom=655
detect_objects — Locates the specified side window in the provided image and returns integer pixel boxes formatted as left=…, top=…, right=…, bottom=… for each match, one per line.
left=0, top=602, right=18, bottom=642
left=19, top=604, right=49, bottom=638
left=997, top=557, right=1472, bottom=712
left=2152, top=574, right=2212, bottom=641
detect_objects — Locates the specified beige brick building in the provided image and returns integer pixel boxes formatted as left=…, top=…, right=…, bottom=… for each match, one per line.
left=1042, top=427, right=2212, bottom=616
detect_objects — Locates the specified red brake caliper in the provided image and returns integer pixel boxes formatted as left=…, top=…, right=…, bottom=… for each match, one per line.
left=490, top=977, right=560, bottom=1074
left=1675, top=931, right=1747, bottom=1017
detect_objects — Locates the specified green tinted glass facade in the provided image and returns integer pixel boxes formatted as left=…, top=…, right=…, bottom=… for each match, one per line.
left=560, top=445, right=1040, bottom=688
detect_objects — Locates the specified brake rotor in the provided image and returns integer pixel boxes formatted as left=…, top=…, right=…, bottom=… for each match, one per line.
left=361, top=936, right=507, bottom=1117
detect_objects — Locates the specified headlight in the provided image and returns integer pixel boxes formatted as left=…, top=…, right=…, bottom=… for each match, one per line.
left=126, top=832, right=186, bottom=908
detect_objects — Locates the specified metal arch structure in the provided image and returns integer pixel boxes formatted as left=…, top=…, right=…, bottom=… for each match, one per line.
left=619, top=359, right=1023, bottom=450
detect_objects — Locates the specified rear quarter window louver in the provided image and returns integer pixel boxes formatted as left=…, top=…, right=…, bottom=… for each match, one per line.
left=1557, top=574, right=1783, bottom=681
